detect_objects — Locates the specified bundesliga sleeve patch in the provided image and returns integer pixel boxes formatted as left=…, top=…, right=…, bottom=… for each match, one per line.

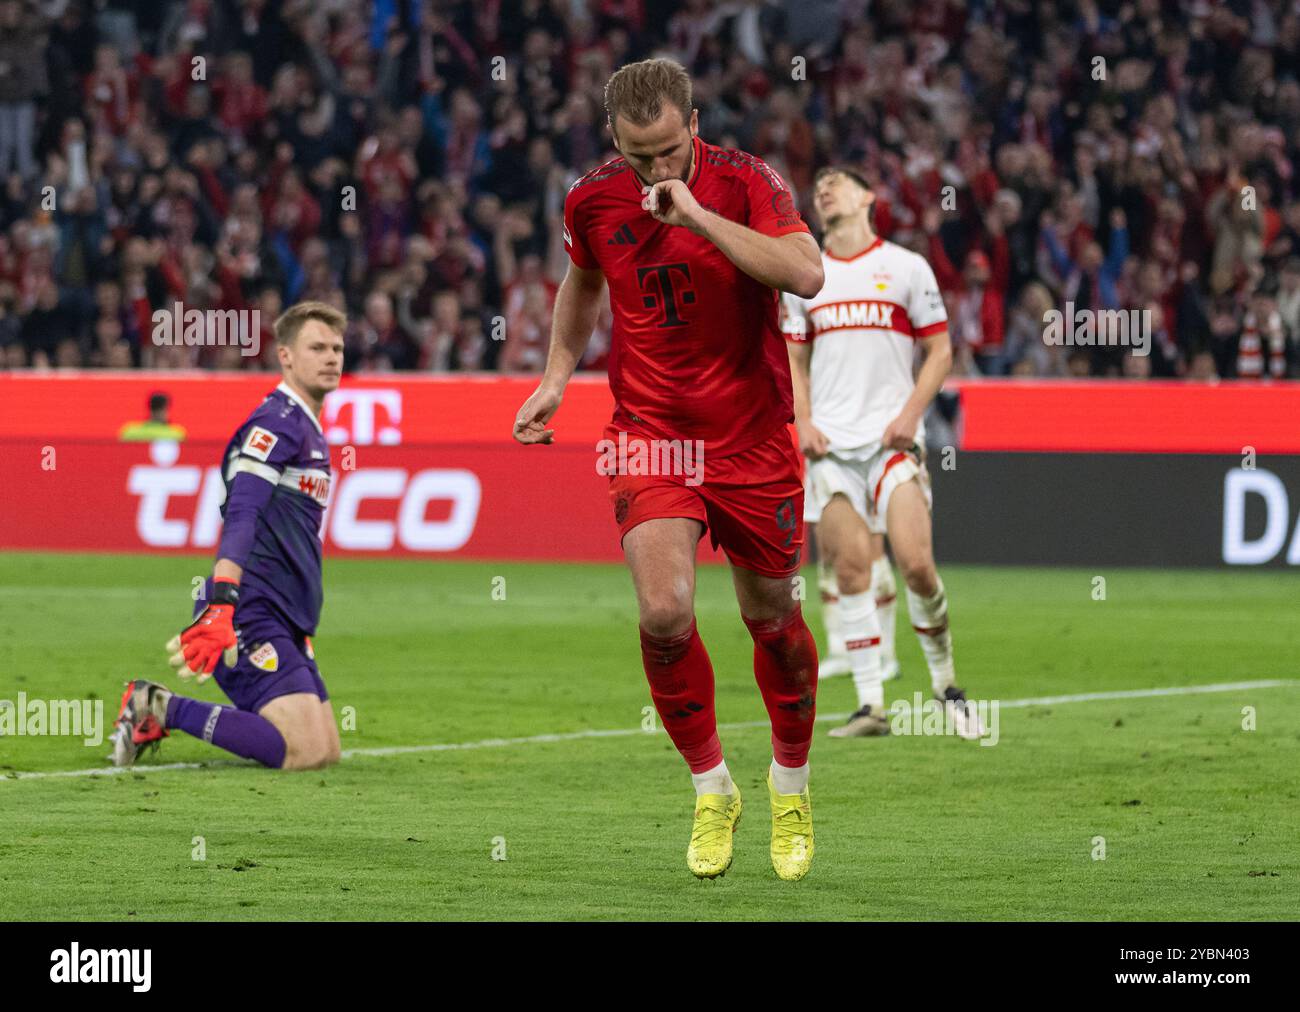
left=242, top=426, right=279, bottom=462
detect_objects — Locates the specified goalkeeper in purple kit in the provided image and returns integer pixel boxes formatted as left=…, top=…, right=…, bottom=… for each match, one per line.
left=109, top=302, right=346, bottom=771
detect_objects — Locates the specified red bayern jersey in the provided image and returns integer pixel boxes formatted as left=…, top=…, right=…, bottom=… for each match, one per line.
left=563, top=135, right=812, bottom=457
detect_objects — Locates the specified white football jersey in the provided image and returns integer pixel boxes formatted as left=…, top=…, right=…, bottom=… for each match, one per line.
left=782, top=237, right=947, bottom=455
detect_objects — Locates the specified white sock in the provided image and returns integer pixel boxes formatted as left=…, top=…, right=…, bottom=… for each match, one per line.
left=871, top=555, right=898, bottom=672
left=840, top=589, right=884, bottom=710
left=907, top=577, right=955, bottom=694
left=818, top=559, right=846, bottom=656
left=770, top=758, right=809, bottom=794
left=691, top=759, right=735, bottom=797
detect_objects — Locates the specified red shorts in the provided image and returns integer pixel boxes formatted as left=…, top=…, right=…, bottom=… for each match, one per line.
left=604, top=422, right=805, bottom=577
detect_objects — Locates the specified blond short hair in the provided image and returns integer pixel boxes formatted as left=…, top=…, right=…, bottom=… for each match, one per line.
left=273, top=300, right=347, bottom=347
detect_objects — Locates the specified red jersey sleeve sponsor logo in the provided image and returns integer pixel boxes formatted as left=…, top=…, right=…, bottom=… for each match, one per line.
left=772, top=190, right=800, bottom=228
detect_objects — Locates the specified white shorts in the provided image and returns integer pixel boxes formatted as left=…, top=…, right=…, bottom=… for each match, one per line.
left=803, top=444, right=931, bottom=533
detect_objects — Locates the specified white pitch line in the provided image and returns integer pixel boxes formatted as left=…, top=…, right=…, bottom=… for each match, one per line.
left=992, top=680, right=1293, bottom=709
left=1, top=758, right=257, bottom=780
left=2, top=679, right=1294, bottom=783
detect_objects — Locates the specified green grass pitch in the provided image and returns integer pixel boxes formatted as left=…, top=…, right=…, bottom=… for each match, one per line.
left=0, top=551, right=1296, bottom=920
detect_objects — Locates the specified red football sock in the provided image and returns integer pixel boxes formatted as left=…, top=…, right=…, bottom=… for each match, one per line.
left=743, top=608, right=819, bottom=767
left=639, top=620, right=723, bottom=773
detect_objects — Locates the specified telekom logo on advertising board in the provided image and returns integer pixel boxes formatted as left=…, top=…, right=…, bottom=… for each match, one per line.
left=322, top=389, right=403, bottom=445
left=125, top=441, right=481, bottom=552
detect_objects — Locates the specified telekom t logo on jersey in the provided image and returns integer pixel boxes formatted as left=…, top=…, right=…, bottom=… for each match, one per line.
left=323, top=389, right=402, bottom=445
left=636, top=263, right=696, bottom=328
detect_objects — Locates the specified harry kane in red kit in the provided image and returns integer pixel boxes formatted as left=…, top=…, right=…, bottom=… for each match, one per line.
left=512, top=58, right=825, bottom=880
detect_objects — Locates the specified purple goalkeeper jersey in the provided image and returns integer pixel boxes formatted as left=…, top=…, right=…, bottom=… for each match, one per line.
left=211, top=382, right=331, bottom=635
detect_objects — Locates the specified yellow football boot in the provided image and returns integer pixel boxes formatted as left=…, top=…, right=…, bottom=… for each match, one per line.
left=767, top=773, right=814, bottom=881
left=686, top=785, right=742, bottom=878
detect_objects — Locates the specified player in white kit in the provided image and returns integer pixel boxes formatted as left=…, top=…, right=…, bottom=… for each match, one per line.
left=782, top=166, right=983, bottom=739
left=811, top=530, right=900, bottom=684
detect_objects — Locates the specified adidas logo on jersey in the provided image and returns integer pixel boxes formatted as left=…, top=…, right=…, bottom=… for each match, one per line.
left=607, top=224, right=638, bottom=246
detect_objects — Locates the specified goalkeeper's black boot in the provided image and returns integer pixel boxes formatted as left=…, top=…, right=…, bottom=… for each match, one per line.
left=109, top=680, right=172, bottom=767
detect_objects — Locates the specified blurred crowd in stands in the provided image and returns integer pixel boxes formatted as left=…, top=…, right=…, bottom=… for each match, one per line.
left=0, top=0, right=1297, bottom=378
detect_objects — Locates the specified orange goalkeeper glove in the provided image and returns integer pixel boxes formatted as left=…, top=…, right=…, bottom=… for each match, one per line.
left=166, top=578, right=239, bottom=682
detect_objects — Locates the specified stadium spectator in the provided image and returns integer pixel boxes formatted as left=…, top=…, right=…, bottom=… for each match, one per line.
left=925, top=204, right=1010, bottom=374
left=348, top=288, right=418, bottom=371
left=1003, top=281, right=1064, bottom=377
left=0, top=0, right=1294, bottom=384
left=0, top=0, right=47, bottom=181
left=1279, top=256, right=1300, bottom=345
left=119, top=390, right=187, bottom=441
